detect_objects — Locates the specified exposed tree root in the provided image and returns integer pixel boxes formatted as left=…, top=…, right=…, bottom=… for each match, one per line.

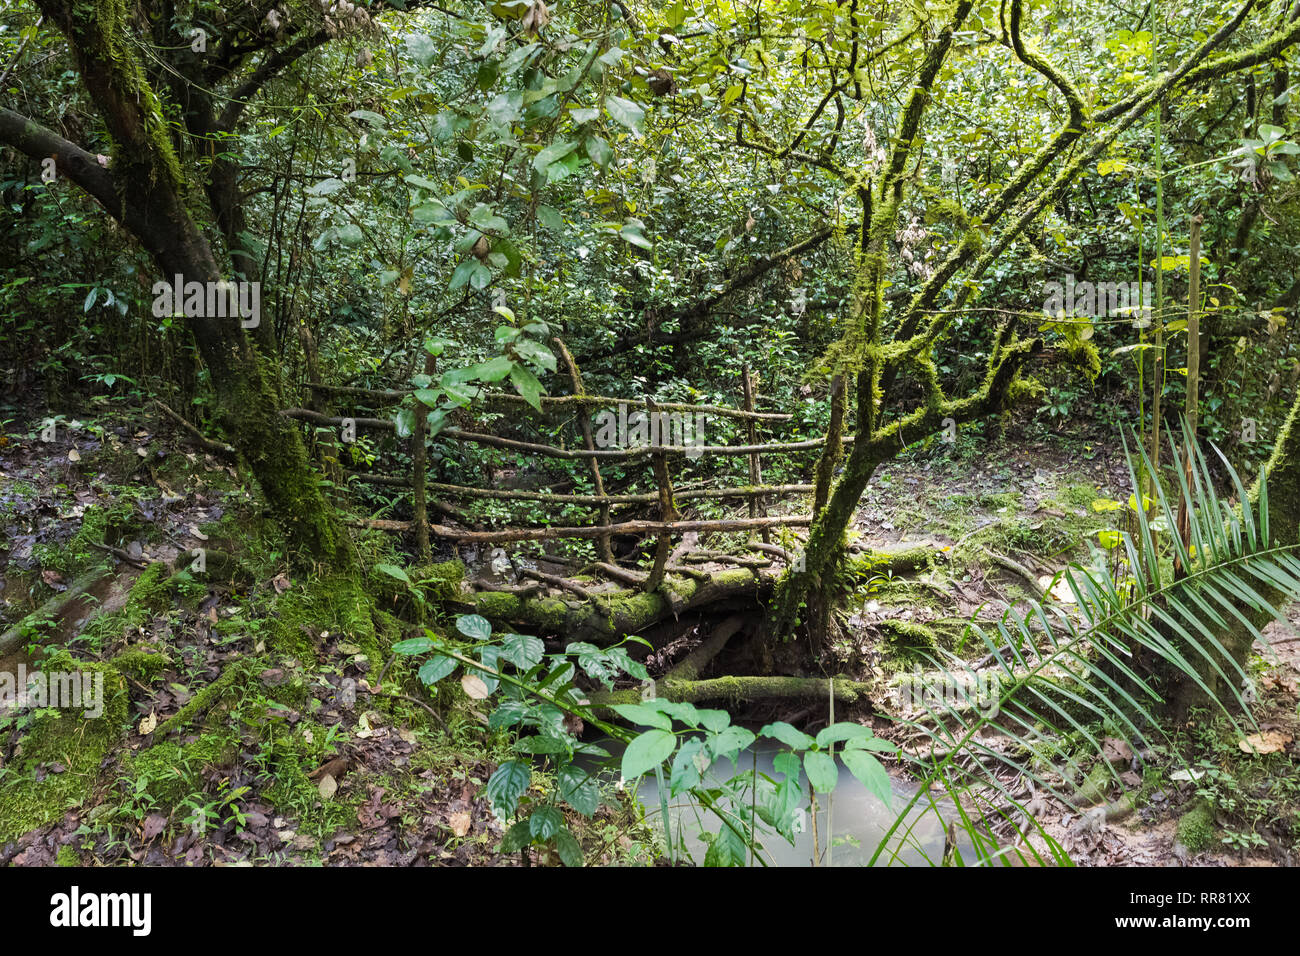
left=0, top=562, right=112, bottom=657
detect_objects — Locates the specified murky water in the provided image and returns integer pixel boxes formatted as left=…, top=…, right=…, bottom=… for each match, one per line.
left=589, top=737, right=961, bottom=866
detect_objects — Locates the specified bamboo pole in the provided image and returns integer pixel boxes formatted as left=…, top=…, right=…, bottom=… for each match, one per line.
left=556, top=337, right=613, bottom=563
left=410, top=351, right=437, bottom=561
left=643, top=399, right=678, bottom=592
left=742, top=364, right=769, bottom=543
left=1176, top=213, right=1204, bottom=569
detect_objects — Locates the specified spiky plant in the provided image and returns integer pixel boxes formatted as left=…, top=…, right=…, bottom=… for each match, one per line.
left=873, top=422, right=1300, bottom=866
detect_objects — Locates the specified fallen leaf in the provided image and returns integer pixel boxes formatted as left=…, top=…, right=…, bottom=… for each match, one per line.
left=139, top=711, right=158, bottom=735
left=141, top=813, right=167, bottom=841
left=67, top=448, right=81, bottom=462
left=1238, top=730, right=1291, bottom=755
left=188, top=523, right=209, bottom=541
left=318, top=773, right=338, bottom=800
left=461, top=674, right=490, bottom=700
left=1102, top=737, right=1134, bottom=767
left=447, top=811, right=472, bottom=837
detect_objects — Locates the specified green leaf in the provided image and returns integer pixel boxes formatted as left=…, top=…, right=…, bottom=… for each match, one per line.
left=669, top=736, right=710, bottom=793
left=553, top=827, right=584, bottom=867
left=702, top=823, right=746, bottom=866
left=470, top=355, right=514, bottom=383
left=489, top=699, right=529, bottom=730
left=841, top=749, right=893, bottom=808
left=449, top=258, right=478, bottom=291
left=375, top=563, right=412, bottom=585
left=529, top=805, right=564, bottom=841
left=558, top=766, right=600, bottom=817
left=486, top=760, right=531, bottom=815
left=510, top=364, right=544, bottom=411
left=499, top=819, right=532, bottom=853
left=622, top=729, right=677, bottom=778
left=760, top=721, right=814, bottom=751
left=457, top=614, right=493, bottom=640
left=606, top=96, right=645, bottom=134
left=393, top=637, right=434, bottom=656
left=706, top=724, right=755, bottom=765
left=536, top=205, right=565, bottom=231
left=500, top=633, right=545, bottom=670
left=516, top=734, right=569, bottom=755
left=803, top=751, right=838, bottom=794
left=620, top=222, right=653, bottom=250
left=348, top=109, right=387, bottom=128
left=418, top=655, right=457, bottom=685
left=405, top=33, right=436, bottom=67
left=585, top=135, right=613, bottom=169
left=815, top=722, right=877, bottom=749
left=512, top=338, right=557, bottom=372
left=611, top=702, right=673, bottom=730
left=533, top=140, right=578, bottom=174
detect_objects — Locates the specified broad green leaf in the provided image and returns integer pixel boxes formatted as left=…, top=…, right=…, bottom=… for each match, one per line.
left=486, top=760, right=531, bottom=815
left=375, top=563, right=411, bottom=585
left=510, top=364, right=544, bottom=411
left=622, top=729, right=677, bottom=778
left=501, top=633, right=545, bottom=670
left=606, top=95, right=645, bottom=134
left=558, top=766, right=600, bottom=816
left=611, top=702, right=673, bottom=730
left=529, top=805, right=564, bottom=840
left=815, top=722, right=877, bottom=749
left=553, top=827, right=584, bottom=866
left=457, top=614, right=493, bottom=640
left=804, top=750, right=838, bottom=793
left=392, top=636, right=433, bottom=655
left=418, top=655, right=457, bottom=684
left=760, top=721, right=814, bottom=751
left=841, top=749, right=893, bottom=808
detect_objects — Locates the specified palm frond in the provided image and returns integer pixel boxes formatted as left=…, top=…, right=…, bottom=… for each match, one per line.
left=873, top=420, right=1300, bottom=866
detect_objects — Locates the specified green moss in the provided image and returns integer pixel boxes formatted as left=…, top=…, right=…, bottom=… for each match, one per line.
left=79, top=561, right=175, bottom=651
left=33, top=501, right=142, bottom=578
left=878, top=619, right=937, bottom=661
left=372, top=560, right=465, bottom=619
left=1077, top=762, right=1113, bottom=804
left=122, top=733, right=237, bottom=807
left=0, top=659, right=129, bottom=842
left=154, top=658, right=256, bottom=737
left=1177, top=799, right=1216, bottom=851
left=56, top=844, right=80, bottom=866
left=110, top=647, right=170, bottom=683
left=267, top=575, right=383, bottom=662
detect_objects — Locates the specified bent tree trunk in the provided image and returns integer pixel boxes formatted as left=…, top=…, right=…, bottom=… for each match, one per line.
left=2, top=1, right=352, bottom=570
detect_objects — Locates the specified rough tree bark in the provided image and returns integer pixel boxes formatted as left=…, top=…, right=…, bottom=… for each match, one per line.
left=1, top=0, right=354, bottom=569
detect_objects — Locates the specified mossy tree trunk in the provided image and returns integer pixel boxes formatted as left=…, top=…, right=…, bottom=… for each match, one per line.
left=759, top=0, right=1295, bottom=649
left=1, top=0, right=353, bottom=570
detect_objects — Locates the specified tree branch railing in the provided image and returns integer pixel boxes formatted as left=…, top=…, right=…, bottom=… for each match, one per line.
left=287, top=356, right=836, bottom=593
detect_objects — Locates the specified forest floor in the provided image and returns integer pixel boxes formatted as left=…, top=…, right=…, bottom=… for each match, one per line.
left=1, top=402, right=1297, bottom=866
